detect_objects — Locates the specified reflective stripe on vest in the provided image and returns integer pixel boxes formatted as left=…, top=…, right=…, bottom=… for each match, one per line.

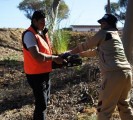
left=23, top=26, right=52, bottom=74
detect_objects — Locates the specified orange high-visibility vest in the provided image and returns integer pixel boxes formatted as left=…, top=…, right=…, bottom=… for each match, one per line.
left=22, top=26, right=52, bottom=74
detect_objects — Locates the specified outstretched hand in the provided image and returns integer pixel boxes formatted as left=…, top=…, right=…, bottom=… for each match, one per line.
left=52, top=55, right=67, bottom=64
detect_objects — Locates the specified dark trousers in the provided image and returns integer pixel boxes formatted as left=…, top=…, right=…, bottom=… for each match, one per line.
left=26, top=73, right=50, bottom=120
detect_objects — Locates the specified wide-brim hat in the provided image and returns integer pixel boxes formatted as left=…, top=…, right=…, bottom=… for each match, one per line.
left=98, top=14, right=118, bottom=29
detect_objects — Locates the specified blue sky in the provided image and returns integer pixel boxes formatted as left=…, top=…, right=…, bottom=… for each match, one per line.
left=0, top=0, right=122, bottom=28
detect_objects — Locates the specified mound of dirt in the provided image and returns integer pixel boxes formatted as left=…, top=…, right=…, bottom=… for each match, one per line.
left=0, top=28, right=25, bottom=61
left=0, top=28, right=131, bottom=120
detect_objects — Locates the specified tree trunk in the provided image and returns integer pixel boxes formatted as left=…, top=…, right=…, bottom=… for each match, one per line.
left=122, top=0, right=133, bottom=65
left=107, top=0, right=111, bottom=14
left=51, top=0, right=60, bottom=32
left=46, top=0, right=61, bottom=43
left=48, top=0, right=61, bottom=42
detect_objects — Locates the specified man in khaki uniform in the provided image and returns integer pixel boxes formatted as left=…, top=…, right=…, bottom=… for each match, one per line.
left=70, top=14, right=133, bottom=120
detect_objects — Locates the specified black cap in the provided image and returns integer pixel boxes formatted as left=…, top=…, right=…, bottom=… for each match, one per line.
left=98, top=14, right=118, bottom=28
left=32, top=10, right=45, bottom=20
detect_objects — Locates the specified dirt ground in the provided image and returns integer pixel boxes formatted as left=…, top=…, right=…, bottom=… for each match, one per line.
left=0, top=28, right=133, bottom=120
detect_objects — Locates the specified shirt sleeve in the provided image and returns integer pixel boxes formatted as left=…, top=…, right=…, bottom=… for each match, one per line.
left=79, top=49, right=97, bottom=58
left=81, top=30, right=106, bottom=51
left=23, top=31, right=37, bottom=48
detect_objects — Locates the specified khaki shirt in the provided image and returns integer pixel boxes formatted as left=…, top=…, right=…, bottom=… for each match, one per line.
left=80, top=28, right=131, bottom=73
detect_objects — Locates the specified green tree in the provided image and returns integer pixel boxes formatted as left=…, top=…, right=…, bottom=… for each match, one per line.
left=105, top=0, right=127, bottom=23
left=18, top=0, right=70, bottom=54
left=18, top=0, right=69, bottom=30
left=18, top=0, right=43, bottom=19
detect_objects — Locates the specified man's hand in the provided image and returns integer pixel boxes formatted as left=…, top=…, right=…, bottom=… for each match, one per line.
left=52, top=55, right=66, bottom=64
left=60, top=52, right=82, bottom=67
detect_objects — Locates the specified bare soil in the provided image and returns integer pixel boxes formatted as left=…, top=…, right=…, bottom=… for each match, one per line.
left=0, top=28, right=132, bottom=120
